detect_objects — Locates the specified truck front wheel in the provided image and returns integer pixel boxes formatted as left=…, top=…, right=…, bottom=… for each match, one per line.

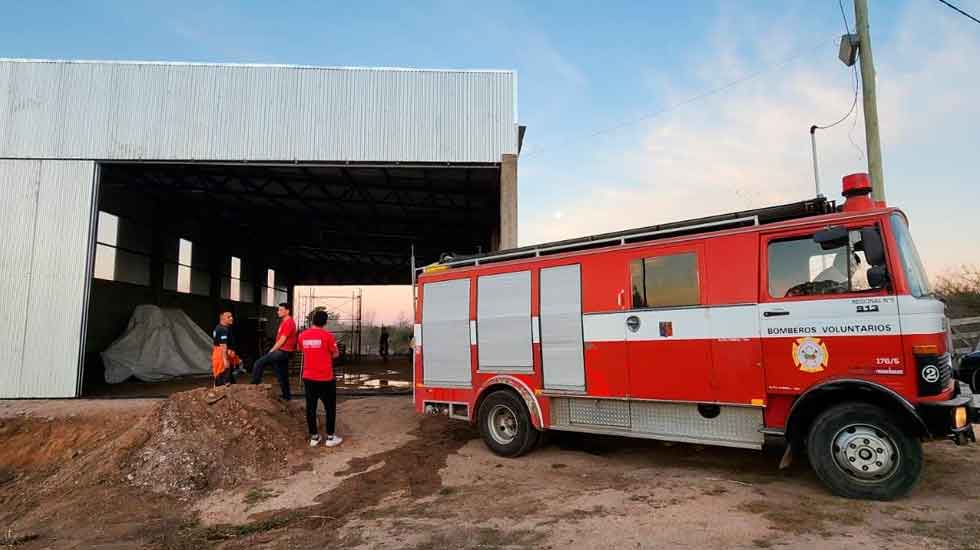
left=477, top=390, right=540, bottom=457
left=806, top=402, right=923, bottom=500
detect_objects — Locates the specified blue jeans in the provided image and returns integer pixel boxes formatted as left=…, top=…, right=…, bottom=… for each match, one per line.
left=251, top=350, right=292, bottom=399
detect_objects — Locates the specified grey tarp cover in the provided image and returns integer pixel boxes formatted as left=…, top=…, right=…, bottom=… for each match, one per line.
left=101, top=305, right=212, bottom=383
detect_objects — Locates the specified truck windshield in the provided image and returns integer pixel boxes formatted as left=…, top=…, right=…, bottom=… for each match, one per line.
left=890, top=213, right=931, bottom=298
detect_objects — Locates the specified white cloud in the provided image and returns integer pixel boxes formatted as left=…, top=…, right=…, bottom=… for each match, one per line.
left=519, top=2, right=980, bottom=276
left=528, top=33, right=587, bottom=89
left=521, top=44, right=854, bottom=242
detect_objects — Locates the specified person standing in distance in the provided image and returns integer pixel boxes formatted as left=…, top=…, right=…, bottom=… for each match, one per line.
left=251, top=303, right=298, bottom=400
left=299, top=309, right=342, bottom=447
left=378, top=326, right=390, bottom=363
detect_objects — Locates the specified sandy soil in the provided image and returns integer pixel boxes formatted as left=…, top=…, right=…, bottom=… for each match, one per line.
left=2, top=392, right=980, bottom=550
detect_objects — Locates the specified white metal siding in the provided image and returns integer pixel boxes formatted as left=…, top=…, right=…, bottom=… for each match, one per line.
left=0, top=159, right=95, bottom=398
left=0, top=160, right=39, bottom=396
left=421, top=279, right=472, bottom=387
left=477, top=271, right=533, bottom=371
left=541, top=265, right=585, bottom=391
left=0, top=60, right=518, bottom=163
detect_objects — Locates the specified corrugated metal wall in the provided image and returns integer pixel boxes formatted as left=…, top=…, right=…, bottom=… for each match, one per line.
left=0, top=60, right=518, bottom=163
left=0, top=159, right=96, bottom=398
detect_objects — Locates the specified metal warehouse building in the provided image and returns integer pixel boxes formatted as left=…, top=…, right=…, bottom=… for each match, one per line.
left=0, top=58, right=522, bottom=398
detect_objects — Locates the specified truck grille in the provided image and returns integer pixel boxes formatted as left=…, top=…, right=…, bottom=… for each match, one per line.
left=919, top=353, right=953, bottom=396
left=937, top=353, right=953, bottom=389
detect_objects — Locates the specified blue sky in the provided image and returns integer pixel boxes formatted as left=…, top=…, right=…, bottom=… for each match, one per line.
left=3, top=1, right=978, bottom=320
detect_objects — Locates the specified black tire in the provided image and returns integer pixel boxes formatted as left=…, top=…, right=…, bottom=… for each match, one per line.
left=477, top=390, right=540, bottom=458
left=806, top=402, right=923, bottom=500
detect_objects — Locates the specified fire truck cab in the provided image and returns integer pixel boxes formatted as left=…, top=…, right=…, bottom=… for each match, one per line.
left=413, top=173, right=979, bottom=500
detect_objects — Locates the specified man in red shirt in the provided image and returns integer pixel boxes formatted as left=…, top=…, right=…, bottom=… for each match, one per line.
left=298, top=309, right=342, bottom=447
left=251, top=302, right=298, bottom=400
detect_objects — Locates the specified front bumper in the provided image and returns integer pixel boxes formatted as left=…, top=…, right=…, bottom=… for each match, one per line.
left=918, top=381, right=980, bottom=444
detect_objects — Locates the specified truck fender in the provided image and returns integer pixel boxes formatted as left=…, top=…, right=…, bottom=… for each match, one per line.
left=475, top=376, right=545, bottom=429
left=784, top=378, right=930, bottom=446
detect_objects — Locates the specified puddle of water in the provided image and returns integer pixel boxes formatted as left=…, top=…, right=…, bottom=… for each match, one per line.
left=337, top=373, right=372, bottom=384
left=335, top=373, right=411, bottom=390
left=359, top=379, right=411, bottom=389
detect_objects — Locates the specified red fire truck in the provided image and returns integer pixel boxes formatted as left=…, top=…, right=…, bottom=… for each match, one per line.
left=412, top=173, right=978, bottom=500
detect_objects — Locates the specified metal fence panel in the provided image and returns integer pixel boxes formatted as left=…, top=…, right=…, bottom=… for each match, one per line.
left=0, top=60, right=518, bottom=163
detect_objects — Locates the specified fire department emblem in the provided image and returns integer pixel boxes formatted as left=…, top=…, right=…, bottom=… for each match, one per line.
left=793, top=337, right=829, bottom=373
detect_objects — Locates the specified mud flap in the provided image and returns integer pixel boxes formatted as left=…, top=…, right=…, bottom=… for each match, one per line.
left=778, top=443, right=794, bottom=470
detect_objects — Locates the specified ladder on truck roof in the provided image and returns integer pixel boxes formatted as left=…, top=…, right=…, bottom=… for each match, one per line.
left=427, top=197, right=835, bottom=271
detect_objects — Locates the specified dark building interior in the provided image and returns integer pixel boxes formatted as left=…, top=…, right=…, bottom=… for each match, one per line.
left=83, top=161, right=502, bottom=394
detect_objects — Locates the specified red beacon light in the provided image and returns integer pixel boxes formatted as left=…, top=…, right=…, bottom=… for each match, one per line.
left=840, top=172, right=882, bottom=212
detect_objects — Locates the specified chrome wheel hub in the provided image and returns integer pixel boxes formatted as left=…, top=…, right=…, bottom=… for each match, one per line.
left=488, top=404, right=519, bottom=445
left=832, top=424, right=899, bottom=481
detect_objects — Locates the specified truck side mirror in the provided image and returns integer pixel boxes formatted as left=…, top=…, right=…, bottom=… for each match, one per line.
left=860, top=227, right=886, bottom=266
left=814, top=226, right=848, bottom=250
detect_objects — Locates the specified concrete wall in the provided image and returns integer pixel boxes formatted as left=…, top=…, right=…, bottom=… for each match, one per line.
left=498, top=153, right=518, bottom=249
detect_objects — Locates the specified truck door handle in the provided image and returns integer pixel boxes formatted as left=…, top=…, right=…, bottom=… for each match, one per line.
left=626, top=315, right=641, bottom=332
left=763, top=310, right=790, bottom=317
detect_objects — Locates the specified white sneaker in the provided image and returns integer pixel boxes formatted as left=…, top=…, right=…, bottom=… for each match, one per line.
left=309, top=435, right=321, bottom=447
left=324, top=435, right=343, bottom=448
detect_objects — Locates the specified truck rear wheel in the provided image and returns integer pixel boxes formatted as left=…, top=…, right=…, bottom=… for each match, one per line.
left=478, top=390, right=540, bottom=457
left=806, top=402, right=922, bottom=500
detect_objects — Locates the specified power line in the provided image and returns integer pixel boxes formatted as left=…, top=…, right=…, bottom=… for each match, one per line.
left=936, top=0, right=980, bottom=25
left=814, top=0, right=860, bottom=130
left=520, top=36, right=836, bottom=159
left=815, top=0, right=864, bottom=163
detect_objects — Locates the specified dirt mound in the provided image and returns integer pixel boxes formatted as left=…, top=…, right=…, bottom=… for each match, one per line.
left=125, top=384, right=310, bottom=497
left=0, top=385, right=314, bottom=547
left=0, top=403, right=171, bottom=547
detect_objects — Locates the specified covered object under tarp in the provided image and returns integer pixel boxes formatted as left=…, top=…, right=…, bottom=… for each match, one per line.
left=101, top=305, right=212, bottom=383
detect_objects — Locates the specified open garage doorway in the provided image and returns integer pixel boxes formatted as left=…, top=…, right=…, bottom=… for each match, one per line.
left=80, top=161, right=501, bottom=397
left=294, top=285, right=415, bottom=394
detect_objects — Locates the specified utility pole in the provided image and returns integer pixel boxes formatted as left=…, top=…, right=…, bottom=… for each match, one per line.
left=854, top=0, right=885, bottom=202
